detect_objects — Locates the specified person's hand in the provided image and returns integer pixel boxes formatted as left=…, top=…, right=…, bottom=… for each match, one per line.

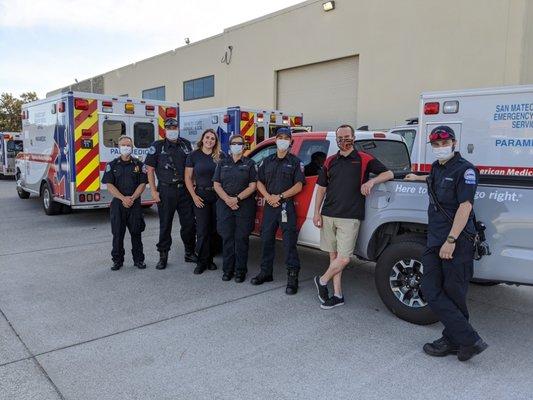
left=124, top=196, right=135, bottom=207
left=439, top=242, right=455, bottom=259
left=404, top=173, right=419, bottom=181
left=313, top=214, right=322, bottom=228
left=193, top=194, right=205, bottom=208
left=225, top=196, right=239, bottom=208
left=230, top=203, right=239, bottom=211
left=121, top=196, right=132, bottom=208
left=266, top=194, right=280, bottom=207
left=361, top=180, right=375, bottom=196
left=152, top=190, right=161, bottom=203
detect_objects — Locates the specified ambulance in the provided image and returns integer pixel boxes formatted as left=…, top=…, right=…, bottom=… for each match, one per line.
left=180, top=106, right=304, bottom=153
left=16, top=91, right=179, bottom=215
left=0, top=132, right=23, bottom=178
left=390, top=85, right=533, bottom=180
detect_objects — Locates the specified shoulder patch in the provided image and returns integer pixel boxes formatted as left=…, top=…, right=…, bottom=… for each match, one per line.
left=464, top=168, right=476, bottom=184
left=105, top=164, right=111, bottom=172
left=300, top=161, right=304, bottom=172
left=142, top=164, right=147, bottom=173
left=148, top=146, right=156, bottom=155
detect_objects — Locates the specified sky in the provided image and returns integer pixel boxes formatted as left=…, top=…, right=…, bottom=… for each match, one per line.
left=0, top=0, right=303, bottom=98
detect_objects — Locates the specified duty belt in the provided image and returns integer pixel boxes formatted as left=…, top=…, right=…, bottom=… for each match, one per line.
left=196, top=186, right=214, bottom=191
left=160, top=181, right=185, bottom=188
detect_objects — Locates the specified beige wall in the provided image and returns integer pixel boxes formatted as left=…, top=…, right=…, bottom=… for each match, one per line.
left=77, top=0, right=532, bottom=130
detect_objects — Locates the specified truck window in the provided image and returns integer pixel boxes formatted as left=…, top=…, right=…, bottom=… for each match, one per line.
left=298, top=140, right=329, bottom=176
left=103, top=120, right=126, bottom=148
left=133, top=122, right=154, bottom=148
left=392, top=129, right=417, bottom=153
left=354, top=140, right=411, bottom=173
left=256, top=127, right=265, bottom=144
left=250, top=144, right=277, bottom=165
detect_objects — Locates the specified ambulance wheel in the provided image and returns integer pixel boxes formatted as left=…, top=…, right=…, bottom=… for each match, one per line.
left=375, top=236, right=439, bottom=325
left=16, top=171, right=30, bottom=199
left=41, top=182, right=62, bottom=215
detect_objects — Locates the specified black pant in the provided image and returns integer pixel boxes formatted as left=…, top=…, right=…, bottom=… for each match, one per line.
left=216, top=199, right=255, bottom=274
left=194, top=188, right=218, bottom=267
left=259, top=201, right=300, bottom=275
left=156, top=184, right=196, bottom=254
left=110, top=199, right=145, bottom=263
left=421, top=246, right=480, bottom=346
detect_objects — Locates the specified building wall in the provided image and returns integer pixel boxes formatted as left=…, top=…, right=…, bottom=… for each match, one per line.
left=51, top=0, right=532, bottom=130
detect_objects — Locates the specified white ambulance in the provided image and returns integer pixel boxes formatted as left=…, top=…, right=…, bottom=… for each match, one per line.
left=180, top=106, right=304, bottom=154
left=390, top=85, right=533, bottom=180
left=16, top=91, right=179, bottom=214
left=0, top=132, right=23, bottom=178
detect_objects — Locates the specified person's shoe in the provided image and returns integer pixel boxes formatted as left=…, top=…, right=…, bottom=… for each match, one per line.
left=207, top=261, right=218, bottom=271
left=222, top=272, right=234, bottom=281
left=285, top=270, right=299, bottom=295
left=134, top=261, right=147, bottom=269
left=234, top=273, right=246, bottom=283
left=423, top=337, right=459, bottom=357
left=320, top=296, right=345, bottom=309
left=156, top=251, right=168, bottom=270
left=193, top=265, right=206, bottom=275
left=184, top=252, right=198, bottom=263
left=110, top=262, right=123, bottom=271
left=250, top=272, right=273, bottom=285
left=457, top=339, right=489, bottom=361
left=313, top=275, right=329, bottom=303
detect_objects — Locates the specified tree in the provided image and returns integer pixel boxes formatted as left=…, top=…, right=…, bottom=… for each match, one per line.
left=0, top=92, right=39, bottom=131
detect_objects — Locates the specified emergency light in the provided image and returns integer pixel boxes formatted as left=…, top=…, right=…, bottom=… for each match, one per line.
left=282, top=115, right=290, bottom=124
left=58, top=102, right=65, bottom=113
left=165, top=107, right=177, bottom=118
left=294, top=116, right=302, bottom=126
left=241, top=111, right=250, bottom=121
left=223, top=114, right=230, bottom=123
left=257, top=113, right=264, bottom=123
left=424, top=102, right=439, bottom=115
left=74, top=98, right=89, bottom=111
left=102, top=101, right=113, bottom=113
left=125, top=103, right=135, bottom=114
left=145, top=105, right=155, bottom=117
left=443, top=100, right=459, bottom=114
left=270, top=113, right=276, bottom=123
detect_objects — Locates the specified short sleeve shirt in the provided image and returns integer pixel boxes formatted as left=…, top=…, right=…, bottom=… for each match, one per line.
left=144, top=138, right=192, bottom=183
left=317, top=150, right=388, bottom=219
left=257, top=153, right=306, bottom=196
left=101, top=157, right=147, bottom=197
left=185, top=150, right=224, bottom=187
left=213, top=156, right=257, bottom=196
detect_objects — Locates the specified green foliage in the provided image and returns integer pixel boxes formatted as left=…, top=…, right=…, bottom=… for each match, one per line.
left=0, top=92, right=39, bottom=131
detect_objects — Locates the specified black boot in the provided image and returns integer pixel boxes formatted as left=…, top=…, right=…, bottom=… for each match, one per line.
left=286, top=270, right=299, bottom=295
left=184, top=252, right=198, bottom=263
left=423, top=337, right=459, bottom=357
left=156, top=251, right=168, bottom=270
left=110, top=261, right=123, bottom=271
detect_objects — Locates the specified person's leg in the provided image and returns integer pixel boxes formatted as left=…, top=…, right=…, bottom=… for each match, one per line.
left=234, top=212, right=255, bottom=275
left=258, top=206, right=279, bottom=276
left=176, top=185, right=196, bottom=255
left=110, top=202, right=127, bottom=266
left=156, top=185, right=177, bottom=253
left=127, top=204, right=145, bottom=265
left=280, top=202, right=300, bottom=295
left=207, top=199, right=217, bottom=264
left=193, top=201, right=210, bottom=269
left=216, top=202, right=236, bottom=275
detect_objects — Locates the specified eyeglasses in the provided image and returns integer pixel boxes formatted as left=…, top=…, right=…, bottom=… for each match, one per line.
left=429, top=130, right=452, bottom=141
left=230, top=142, right=244, bottom=146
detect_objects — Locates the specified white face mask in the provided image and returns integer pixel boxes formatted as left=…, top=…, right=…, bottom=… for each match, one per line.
left=119, top=145, right=132, bottom=156
left=276, top=139, right=290, bottom=151
left=230, top=144, right=244, bottom=155
left=432, top=145, right=454, bottom=161
left=166, top=129, right=179, bottom=140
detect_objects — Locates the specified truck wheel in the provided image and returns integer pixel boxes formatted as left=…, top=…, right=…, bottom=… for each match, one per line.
left=16, top=172, right=30, bottom=199
left=375, top=236, right=439, bottom=325
left=41, top=182, right=62, bottom=215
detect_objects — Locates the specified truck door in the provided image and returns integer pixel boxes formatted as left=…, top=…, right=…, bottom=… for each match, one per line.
left=423, top=123, right=462, bottom=171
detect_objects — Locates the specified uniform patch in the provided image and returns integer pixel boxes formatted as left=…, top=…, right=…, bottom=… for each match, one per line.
left=148, top=146, right=156, bottom=155
left=300, top=162, right=304, bottom=173
left=134, top=165, right=140, bottom=173
left=464, top=168, right=476, bottom=184
left=106, top=164, right=111, bottom=172
left=142, top=165, right=147, bottom=173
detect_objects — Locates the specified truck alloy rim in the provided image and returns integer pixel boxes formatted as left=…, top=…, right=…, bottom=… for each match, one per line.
left=389, top=259, right=426, bottom=308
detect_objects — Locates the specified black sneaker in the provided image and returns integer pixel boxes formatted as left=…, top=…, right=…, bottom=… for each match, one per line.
left=207, top=261, right=218, bottom=271
left=234, top=273, right=246, bottom=283
left=193, top=265, right=206, bottom=275
left=185, top=253, right=198, bottom=263
left=111, top=262, right=123, bottom=271
left=313, top=276, right=329, bottom=304
left=457, top=339, right=488, bottom=361
left=134, top=261, right=146, bottom=269
left=250, top=272, right=273, bottom=285
left=222, top=272, right=233, bottom=281
left=320, top=296, right=344, bottom=309
left=423, top=337, right=459, bottom=357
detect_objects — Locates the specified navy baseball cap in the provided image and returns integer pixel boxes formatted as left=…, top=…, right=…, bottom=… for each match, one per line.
left=276, top=127, right=292, bottom=138
left=429, top=125, right=456, bottom=142
left=164, top=118, right=179, bottom=129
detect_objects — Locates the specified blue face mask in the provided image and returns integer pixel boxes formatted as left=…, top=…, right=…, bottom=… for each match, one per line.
left=230, top=144, right=244, bottom=155
left=166, top=129, right=179, bottom=140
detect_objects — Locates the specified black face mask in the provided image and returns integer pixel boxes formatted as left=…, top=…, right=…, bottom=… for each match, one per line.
left=336, top=137, right=354, bottom=150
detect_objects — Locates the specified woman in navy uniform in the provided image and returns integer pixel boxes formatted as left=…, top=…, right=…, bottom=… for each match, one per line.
left=213, top=134, right=257, bottom=282
left=406, top=125, right=488, bottom=362
left=102, top=136, right=147, bottom=270
left=185, top=129, right=224, bottom=275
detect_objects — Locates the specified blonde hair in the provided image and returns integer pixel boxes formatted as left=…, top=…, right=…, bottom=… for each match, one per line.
left=196, top=129, right=221, bottom=161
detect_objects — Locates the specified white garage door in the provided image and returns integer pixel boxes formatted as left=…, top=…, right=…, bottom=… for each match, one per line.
left=277, top=56, right=358, bottom=131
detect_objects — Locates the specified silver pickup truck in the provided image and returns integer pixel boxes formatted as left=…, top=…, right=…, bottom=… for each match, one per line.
left=359, top=178, right=533, bottom=325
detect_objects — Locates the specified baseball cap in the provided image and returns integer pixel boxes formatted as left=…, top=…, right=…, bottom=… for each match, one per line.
left=275, top=127, right=292, bottom=138
left=429, top=125, right=456, bottom=142
left=164, top=118, right=179, bottom=129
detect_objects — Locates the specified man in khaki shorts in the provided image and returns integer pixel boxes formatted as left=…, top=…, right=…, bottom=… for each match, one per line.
left=312, top=125, right=393, bottom=309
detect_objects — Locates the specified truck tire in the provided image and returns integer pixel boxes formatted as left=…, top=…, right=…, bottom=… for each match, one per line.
left=16, top=171, right=31, bottom=199
left=41, top=182, right=62, bottom=215
left=375, top=236, right=439, bottom=325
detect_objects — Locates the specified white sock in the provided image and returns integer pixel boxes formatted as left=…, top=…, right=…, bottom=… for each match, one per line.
left=334, top=294, right=343, bottom=299
left=319, top=277, right=327, bottom=286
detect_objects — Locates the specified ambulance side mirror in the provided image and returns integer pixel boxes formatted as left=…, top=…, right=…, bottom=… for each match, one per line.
left=467, top=144, right=474, bottom=154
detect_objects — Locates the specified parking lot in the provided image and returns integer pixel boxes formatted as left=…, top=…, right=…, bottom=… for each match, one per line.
left=0, top=178, right=532, bottom=400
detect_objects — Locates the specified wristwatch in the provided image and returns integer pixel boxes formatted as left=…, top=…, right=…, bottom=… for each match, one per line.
left=236, top=195, right=242, bottom=202
left=279, top=193, right=284, bottom=200
left=446, top=235, right=457, bottom=244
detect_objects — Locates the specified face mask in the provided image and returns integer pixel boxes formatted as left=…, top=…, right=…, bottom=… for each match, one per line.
left=276, top=139, right=290, bottom=151
left=230, top=144, right=244, bottom=155
left=336, top=137, right=354, bottom=151
left=166, top=129, right=179, bottom=140
left=119, top=145, right=132, bottom=156
left=432, top=145, right=454, bottom=161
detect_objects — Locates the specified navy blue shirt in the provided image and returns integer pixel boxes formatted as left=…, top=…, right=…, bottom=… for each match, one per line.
left=102, top=157, right=147, bottom=198
left=144, top=138, right=193, bottom=183
left=185, top=149, right=224, bottom=188
left=213, top=155, right=257, bottom=196
left=257, top=153, right=305, bottom=196
left=427, top=152, right=478, bottom=256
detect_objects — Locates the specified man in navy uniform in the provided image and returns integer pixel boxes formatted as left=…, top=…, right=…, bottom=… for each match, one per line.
left=406, top=125, right=488, bottom=361
left=102, top=135, right=147, bottom=270
left=145, top=118, right=197, bottom=269
left=252, top=127, right=306, bottom=295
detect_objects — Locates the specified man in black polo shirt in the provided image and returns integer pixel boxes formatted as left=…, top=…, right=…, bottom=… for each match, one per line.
left=312, top=125, right=393, bottom=309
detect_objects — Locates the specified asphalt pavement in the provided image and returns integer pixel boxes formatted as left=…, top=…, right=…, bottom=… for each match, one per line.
left=0, top=179, right=532, bottom=400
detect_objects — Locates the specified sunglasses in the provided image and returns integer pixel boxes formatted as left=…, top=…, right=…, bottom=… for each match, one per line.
left=429, top=130, right=452, bottom=141
left=230, top=142, right=244, bottom=146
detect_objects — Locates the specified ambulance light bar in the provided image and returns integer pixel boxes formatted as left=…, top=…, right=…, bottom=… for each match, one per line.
left=102, top=101, right=113, bottom=113
left=125, top=102, right=135, bottom=114
left=443, top=100, right=459, bottom=114
left=165, top=107, right=177, bottom=118
left=424, top=102, right=439, bottom=115
left=145, top=105, right=155, bottom=117
left=74, top=98, right=89, bottom=111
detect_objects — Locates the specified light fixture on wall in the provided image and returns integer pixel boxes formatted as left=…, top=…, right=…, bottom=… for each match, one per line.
left=322, top=1, right=335, bottom=11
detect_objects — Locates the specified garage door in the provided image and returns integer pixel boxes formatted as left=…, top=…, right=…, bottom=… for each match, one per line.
left=277, top=56, right=358, bottom=131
